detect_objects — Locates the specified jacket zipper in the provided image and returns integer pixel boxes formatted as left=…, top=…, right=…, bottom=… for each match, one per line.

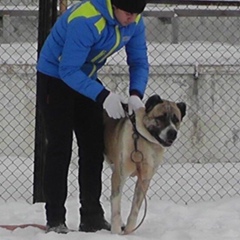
left=89, top=25, right=121, bottom=76
left=98, top=25, right=120, bottom=63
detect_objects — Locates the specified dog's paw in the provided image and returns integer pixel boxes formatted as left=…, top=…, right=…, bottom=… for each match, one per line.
left=111, top=223, right=125, bottom=234
left=123, top=224, right=135, bottom=235
left=111, top=226, right=122, bottom=234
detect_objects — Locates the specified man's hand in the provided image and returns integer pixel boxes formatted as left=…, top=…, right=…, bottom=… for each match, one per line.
left=103, top=92, right=126, bottom=119
left=128, top=95, right=145, bottom=115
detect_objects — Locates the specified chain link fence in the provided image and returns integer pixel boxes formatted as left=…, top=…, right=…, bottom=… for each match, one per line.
left=1, top=0, right=240, bottom=204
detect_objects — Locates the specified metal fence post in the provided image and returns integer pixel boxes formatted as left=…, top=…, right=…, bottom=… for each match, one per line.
left=33, top=0, right=58, bottom=203
left=171, top=14, right=179, bottom=44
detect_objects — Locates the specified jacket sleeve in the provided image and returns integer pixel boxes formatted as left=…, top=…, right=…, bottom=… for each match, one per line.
left=58, top=18, right=106, bottom=101
left=125, top=16, right=149, bottom=99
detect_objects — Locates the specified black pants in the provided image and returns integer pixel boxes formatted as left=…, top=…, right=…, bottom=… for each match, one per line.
left=37, top=72, right=105, bottom=226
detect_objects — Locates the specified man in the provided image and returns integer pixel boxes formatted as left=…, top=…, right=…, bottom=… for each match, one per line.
left=36, top=0, right=149, bottom=234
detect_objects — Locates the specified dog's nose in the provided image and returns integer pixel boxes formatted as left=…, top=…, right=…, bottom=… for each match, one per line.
left=167, top=129, right=177, bottom=142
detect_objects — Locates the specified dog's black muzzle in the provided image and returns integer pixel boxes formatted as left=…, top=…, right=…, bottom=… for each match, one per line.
left=166, top=129, right=177, bottom=145
left=150, top=128, right=178, bottom=147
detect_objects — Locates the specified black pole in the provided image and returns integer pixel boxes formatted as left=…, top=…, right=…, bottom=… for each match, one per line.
left=33, top=0, right=58, bottom=203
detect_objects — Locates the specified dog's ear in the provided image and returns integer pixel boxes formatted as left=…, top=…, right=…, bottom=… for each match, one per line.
left=145, top=95, right=163, bottom=113
left=177, top=102, right=186, bottom=120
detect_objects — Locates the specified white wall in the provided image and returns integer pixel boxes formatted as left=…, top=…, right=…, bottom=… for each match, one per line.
left=1, top=64, right=240, bottom=163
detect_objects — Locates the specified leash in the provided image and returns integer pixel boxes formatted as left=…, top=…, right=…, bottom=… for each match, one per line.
left=0, top=224, right=47, bottom=231
left=122, top=104, right=148, bottom=235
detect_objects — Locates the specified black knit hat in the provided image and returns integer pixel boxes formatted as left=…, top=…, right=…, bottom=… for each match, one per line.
left=111, top=0, right=146, bottom=14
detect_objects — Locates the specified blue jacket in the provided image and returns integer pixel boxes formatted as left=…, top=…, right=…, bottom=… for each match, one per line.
left=37, top=0, right=149, bottom=102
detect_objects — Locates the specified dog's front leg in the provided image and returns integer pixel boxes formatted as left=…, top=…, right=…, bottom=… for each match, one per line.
left=124, top=178, right=151, bottom=234
left=111, top=169, right=125, bottom=234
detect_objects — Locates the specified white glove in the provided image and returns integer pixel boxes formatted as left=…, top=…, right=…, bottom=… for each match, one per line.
left=128, top=95, right=145, bottom=115
left=103, top=92, right=126, bottom=119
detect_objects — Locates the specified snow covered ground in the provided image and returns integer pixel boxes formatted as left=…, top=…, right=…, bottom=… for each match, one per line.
left=1, top=196, right=240, bottom=240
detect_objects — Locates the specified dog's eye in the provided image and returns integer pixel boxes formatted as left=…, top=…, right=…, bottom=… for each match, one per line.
left=155, top=116, right=165, bottom=122
left=172, top=115, right=179, bottom=124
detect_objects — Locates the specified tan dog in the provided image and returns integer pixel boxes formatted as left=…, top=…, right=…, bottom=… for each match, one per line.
left=104, top=94, right=186, bottom=234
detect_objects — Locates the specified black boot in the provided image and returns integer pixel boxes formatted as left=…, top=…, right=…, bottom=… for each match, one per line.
left=79, top=215, right=111, bottom=232
left=46, top=223, right=70, bottom=234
